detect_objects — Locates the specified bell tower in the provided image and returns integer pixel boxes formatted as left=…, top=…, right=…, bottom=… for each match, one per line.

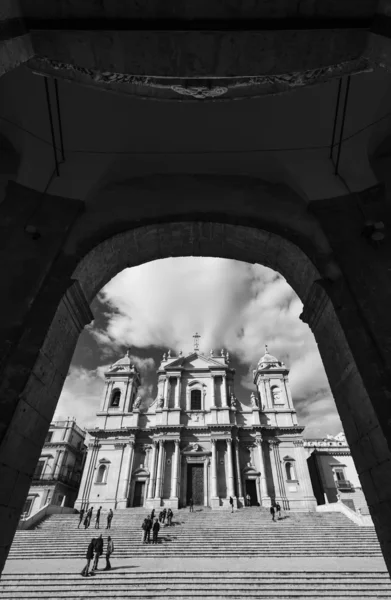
left=253, top=346, right=298, bottom=427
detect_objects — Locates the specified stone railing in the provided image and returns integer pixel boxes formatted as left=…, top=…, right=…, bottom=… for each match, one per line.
left=18, top=504, right=76, bottom=530
left=316, top=501, right=373, bottom=526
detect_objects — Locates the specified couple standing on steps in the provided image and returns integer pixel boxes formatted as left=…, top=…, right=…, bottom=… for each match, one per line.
left=81, top=535, right=115, bottom=576
left=270, top=503, right=282, bottom=521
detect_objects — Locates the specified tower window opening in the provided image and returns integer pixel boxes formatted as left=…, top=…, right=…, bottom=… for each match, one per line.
left=285, top=461, right=295, bottom=481
left=96, top=464, right=107, bottom=484
left=110, top=389, right=121, bottom=407
left=190, top=389, right=202, bottom=411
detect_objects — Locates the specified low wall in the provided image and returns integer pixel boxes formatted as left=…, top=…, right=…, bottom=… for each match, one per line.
left=316, top=501, right=374, bottom=526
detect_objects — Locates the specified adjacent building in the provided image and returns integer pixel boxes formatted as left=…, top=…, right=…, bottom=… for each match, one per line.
left=22, top=419, right=87, bottom=518
left=305, top=433, right=369, bottom=514
left=76, top=341, right=316, bottom=511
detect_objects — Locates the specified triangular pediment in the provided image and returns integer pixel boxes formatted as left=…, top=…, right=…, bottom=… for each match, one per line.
left=165, top=352, right=226, bottom=371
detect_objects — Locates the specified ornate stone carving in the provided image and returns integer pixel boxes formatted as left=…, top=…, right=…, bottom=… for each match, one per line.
left=293, top=440, right=304, bottom=447
left=133, top=396, right=141, bottom=410
left=250, top=392, right=258, bottom=407
left=157, top=396, right=164, bottom=408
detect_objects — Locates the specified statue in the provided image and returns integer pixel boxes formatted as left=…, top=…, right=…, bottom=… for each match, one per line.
left=157, top=396, right=164, bottom=408
left=190, top=443, right=200, bottom=452
left=230, top=393, right=237, bottom=410
left=162, top=352, right=167, bottom=361
left=179, top=350, right=183, bottom=357
left=210, top=349, right=214, bottom=358
left=226, top=352, right=230, bottom=362
left=250, top=392, right=258, bottom=407
left=221, top=348, right=225, bottom=357
left=133, top=396, right=141, bottom=410
left=168, top=350, right=171, bottom=358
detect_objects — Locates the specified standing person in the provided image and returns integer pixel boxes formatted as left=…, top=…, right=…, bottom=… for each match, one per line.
left=189, top=497, right=194, bottom=512
left=145, top=515, right=152, bottom=543
left=275, top=502, right=281, bottom=520
left=270, top=504, right=276, bottom=522
left=142, top=518, right=148, bottom=542
left=104, top=536, right=114, bottom=570
left=246, top=493, right=251, bottom=507
left=87, top=507, right=93, bottom=527
left=92, top=534, right=104, bottom=572
left=229, top=496, right=234, bottom=513
left=159, top=510, right=164, bottom=523
left=150, top=509, right=155, bottom=521
left=161, top=508, right=167, bottom=524
left=152, top=518, right=160, bottom=544
left=78, top=508, right=85, bottom=529
left=95, top=506, right=102, bottom=529
left=81, top=538, right=95, bottom=577
left=167, top=508, right=173, bottom=526
left=106, top=508, right=113, bottom=529
left=83, top=512, right=90, bottom=530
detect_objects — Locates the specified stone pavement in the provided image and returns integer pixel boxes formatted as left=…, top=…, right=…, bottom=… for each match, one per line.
left=2, top=556, right=388, bottom=574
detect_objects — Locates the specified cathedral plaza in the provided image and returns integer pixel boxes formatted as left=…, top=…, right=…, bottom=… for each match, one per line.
left=2, top=1, right=391, bottom=597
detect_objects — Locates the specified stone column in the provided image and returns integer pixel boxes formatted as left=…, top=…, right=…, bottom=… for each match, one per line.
left=204, top=459, right=209, bottom=506
left=265, top=381, right=272, bottom=407
left=211, top=375, right=216, bottom=406
left=211, top=439, right=218, bottom=498
left=221, top=374, right=228, bottom=407
left=294, top=440, right=316, bottom=507
left=147, top=441, right=158, bottom=499
left=164, top=378, right=169, bottom=407
left=234, top=439, right=244, bottom=499
left=226, top=439, right=235, bottom=498
left=154, top=440, right=165, bottom=499
left=171, top=440, right=180, bottom=498
left=175, top=376, right=181, bottom=409
left=256, top=439, right=269, bottom=501
left=120, top=441, right=135, bottom=501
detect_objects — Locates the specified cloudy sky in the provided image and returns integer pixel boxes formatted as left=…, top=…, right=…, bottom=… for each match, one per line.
left=55, top=257, right=343, bottom=438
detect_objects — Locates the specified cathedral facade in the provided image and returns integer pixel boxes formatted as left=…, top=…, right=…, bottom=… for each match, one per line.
left=75, top=342, right=316, bottom=511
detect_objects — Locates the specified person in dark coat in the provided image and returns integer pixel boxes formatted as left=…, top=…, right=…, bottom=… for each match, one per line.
left=81, top=538, right=95, bottom=577
left=152, top=518, right=160, bottom=544
left=106, top=508, right=113, bottom=529
left=142, top=518, right=148, bottom=542
left=161, top=508, right=167, bottom=523
left=95, top=506, right=102, bottom=529
left=92, top=534, right=104, bottom=571
left=275, top=503, right=281, bottom=519
left=150, top=509, right=155, bottom=520
left=159, top=510, right=164, bottom=523
left=246, top=494, right=251, bottom=507
left=104, top=536, right=114, bottom=570
left=189, top=497, right=194, bottom=512
left=167, top=508, right=173, bottom=526
left=270, top=505, right=276, bottom=522
left=83, top=513, right=90, bottom=529
left=78, top=509, right=85, bottom=529
left=145, top=515, right=152, bottom=542
left=229, top=496, right=234, bottom=513
left=86, top=507, right=93, bottom=527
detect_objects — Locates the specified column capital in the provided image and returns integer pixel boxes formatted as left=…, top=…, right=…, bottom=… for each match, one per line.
left=226, top=438, right=232, bottom=446
left=255, top=437, right=263, bottom=446
left=211, top=437, right=217, bottom=445
left=129, top=441, right=135, bottom=448
left=174, top=439, right=180, bottom=447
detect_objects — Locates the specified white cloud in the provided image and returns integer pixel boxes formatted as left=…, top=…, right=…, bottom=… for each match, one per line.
left=73, top=257, right=340, bottom=437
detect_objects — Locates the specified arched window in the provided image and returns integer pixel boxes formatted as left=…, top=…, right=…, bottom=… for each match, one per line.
left=96, top=464, right=107, bottom=484
left=285, top=461, right=294, bottom=481
left=191, top=389, right=202, bottom=410
left=110, top=389, right=121, bottom=407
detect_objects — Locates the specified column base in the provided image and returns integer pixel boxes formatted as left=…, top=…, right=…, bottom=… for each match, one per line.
left=210, top=497, right=220, bottom=508
left=261, top=496, right=271, bottom=508
left=145, top=498, right=162, bottom=510
left=162, top=497, right=179, bottom=509
left=115, top=499, right=129, bottom=510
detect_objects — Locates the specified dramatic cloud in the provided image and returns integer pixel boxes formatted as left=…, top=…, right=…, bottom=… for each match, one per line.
left=61, top=257, right=342, bottom=437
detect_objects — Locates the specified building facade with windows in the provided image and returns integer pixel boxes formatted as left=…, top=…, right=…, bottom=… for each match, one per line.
left=76, top=343, right=316, bottom=511
left=22, top=420, right=87, bottom=518
left=305, top=432, right=369, bottom=514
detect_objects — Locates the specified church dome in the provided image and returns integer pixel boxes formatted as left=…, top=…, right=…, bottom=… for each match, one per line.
left=257, top=345, right=281, bottom=369
left=107, top=350, right=139, bottom=373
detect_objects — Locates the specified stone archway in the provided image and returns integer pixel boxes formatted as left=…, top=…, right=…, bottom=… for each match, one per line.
left=1, top=175, right=391, bottom=574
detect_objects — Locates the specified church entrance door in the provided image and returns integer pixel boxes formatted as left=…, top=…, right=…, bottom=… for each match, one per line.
left=133, top=481, right=145, bottom=507
left=245, top=480, right=258, bottom=506
left=187, top=464, right=204, bottom=505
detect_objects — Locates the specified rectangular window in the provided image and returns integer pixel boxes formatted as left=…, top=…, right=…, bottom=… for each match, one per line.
left=34, top=460, right=46, bottom=479
left=45, top=432, right=53, bottom=443
left=21, top=497, right=35, bottom=518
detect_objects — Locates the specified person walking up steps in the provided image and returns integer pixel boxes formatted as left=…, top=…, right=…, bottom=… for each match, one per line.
left=95, top=506, right=102, bottom=529
left=78, top=508, right=85, bottom=529
left=106, top=508, right=113, bottom=529
left=92, top=534, right=104, bottom=572
left=84, top=512, right=90, bottom=530
left=104, top=536, right=114, bottom=570
left=189, top=497, right=194, bottom=512
left=81, top=538, right=95, bottom=577
left=152, top=518, right=160, bottom=544
left=86, top=506, right=93, bottom=528
left=275, top=502, right=281, bottom=519
left=229, top=496, right=234, bottom=513
left=270, top=504, right=276, bottom=522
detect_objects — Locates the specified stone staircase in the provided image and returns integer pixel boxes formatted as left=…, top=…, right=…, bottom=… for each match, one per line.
left=8, top=508, right=383, bottom=559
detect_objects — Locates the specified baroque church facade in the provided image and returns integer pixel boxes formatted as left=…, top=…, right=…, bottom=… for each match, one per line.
left=75, top=340, right=316, bottom=511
